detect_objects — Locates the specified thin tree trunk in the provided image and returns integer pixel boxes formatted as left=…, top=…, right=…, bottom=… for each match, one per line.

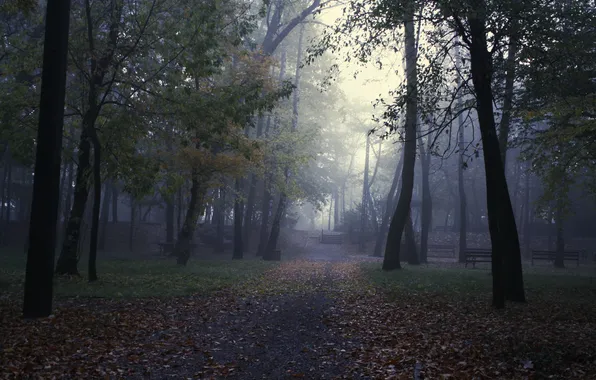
left=88, top=129, right=101, bottom=282
left=256, top=175, right=272, bottom=256
left=360, top=133, right=370, bottom=252
left=383, top=5, right=417, bottom=271
left=233, top=177, right=244, bottom=259
left=498, top=21, right=518, bottom=167
left=111, top=186, right=118, bottom=222
left=166, top=198, right=175, bottom=243
left=554, top=197, right=565, bottom=268
left=98, top=181, right=111, bottom=250
left=522, top=166, right=531, bottom=258
left=455, top=41, right=468, bottom=263
left=419, top=144, right=431, bottom=264
left=405, top=210, right=419, bottom=265
left=129, top=196, right=135, bottom=252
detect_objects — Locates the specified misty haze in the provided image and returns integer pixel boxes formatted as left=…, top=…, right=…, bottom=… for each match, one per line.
left=1, top=0, right=595, bottom=378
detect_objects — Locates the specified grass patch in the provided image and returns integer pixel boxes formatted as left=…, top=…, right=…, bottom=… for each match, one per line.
left=0, top=251, right=278, bottom=298
left=361, top=262, right=596, bottom=303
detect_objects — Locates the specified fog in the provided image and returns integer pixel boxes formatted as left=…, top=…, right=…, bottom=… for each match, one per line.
left=1, top=0, right=595, bottom=378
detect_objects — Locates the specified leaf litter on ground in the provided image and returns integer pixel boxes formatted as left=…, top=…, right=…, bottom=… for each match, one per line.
left=2, top=257, right=596, bottom=379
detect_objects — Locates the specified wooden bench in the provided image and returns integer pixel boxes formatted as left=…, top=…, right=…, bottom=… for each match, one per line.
left=427, top=244, right=456, bottom=258
left=531, top=250, right=580, bottom=266
left=465, top=248, right=492, bottom=268
left=321, top=230, right=343, bottom=244
left=157, top=242, right=198, bottom=256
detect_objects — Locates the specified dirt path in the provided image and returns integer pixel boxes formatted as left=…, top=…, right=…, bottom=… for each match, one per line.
left=145, top=251, right=369, bottom=379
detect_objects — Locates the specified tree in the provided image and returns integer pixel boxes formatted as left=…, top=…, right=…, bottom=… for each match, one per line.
left=383, top=1, right=418, bottom=271
left=23, top=0, right=72, bottom=318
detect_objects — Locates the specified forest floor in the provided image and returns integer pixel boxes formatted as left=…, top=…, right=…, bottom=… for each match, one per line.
left=1, top=246, right=596, bottom=379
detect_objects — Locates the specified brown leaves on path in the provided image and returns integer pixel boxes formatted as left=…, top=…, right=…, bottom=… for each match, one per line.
left=2, top=258, right=595, bottom=379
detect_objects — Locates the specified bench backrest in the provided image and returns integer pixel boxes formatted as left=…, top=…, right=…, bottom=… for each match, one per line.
left=532, top=250, right=579, bottom=258
left=321, top=234, right=343, bottom=244
left=428, top=245, right=455, bottom=250
left=465, top=249, right=492, bottom=256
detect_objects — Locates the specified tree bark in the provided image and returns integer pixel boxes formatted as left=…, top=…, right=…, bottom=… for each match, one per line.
left=360, top=133, right=370, bottom=252
left=174, top=166, right=206, bottom=265
left=455, top=41, right=468, bottom=263
left=418, top=130, right=432, bottom=264
left=55, top=130, right=91, bottom=275
left=233, top=177, right=244, bottom=260
left=554, top=196, right=565, bottom=268
left=111, top=186, right=118, bottom=222
left=256, top=175, right=272, bottom=256
left=465, top=2, right=525, bottom=307
left=522, top=165, right=531, bottom=258
left=23, top=0, right=71, bottom=318
left=88, top=129, right=101, bottom=282
left=497, top=20, right=518, bottom=168
left=166, top=197, right=175, bottom=243
left=129, top=195, right=135, bottom=252
left=373, top=152, right=403, bottom=257
left=405, top=210, right=419, bottom=265
left=98, top=181, right=111, bottom=250
left=383, top=5, right=417, bottom=271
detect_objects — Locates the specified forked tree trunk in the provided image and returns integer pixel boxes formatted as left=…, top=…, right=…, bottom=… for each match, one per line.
left=55, top=129, right=91, bottom=275
left=174, top=166, right=206, bottom=266
left=373, top=152, right=403, bottom=257
left=466, top=3, right=525, bottom=307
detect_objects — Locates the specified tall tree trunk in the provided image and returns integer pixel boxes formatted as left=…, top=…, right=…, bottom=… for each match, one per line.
left=367, top=191, right=379, bottom=235
left=61, top=156, right=74, bottom=240
left=360, top=133, right=370, bottom=252
left=214, top=187, right=225, bottom=253
left=129, top=196, right=135, bottom=252
left=174, top=167, right=206, bottom=266
left=466, top=3, right=525, bottom=307
left=233, top=177, right=244, bottom=260
left=23, top=0, right=72, bottom=318
left=166, top=198, right=175, bottom=243
left=419, top=144, right=431, bottom=264
left=497, top=21, right=518, bottom=168
left=327, top=194, right=332, bottom=230
left=455, top=41, right=468, bottom=263
left=405, top=210, right=419, bottom=265
left=111, top=186, right=118, bottom=222
left=98, top=181, right=111, bottom=250
left=55, top=130, right=91, bottom=275
left=373, top=152, right=403, bottom=257
left=264, top=173, right=287, bottom=261
left=554, top=196, right=565, bottom=268
left=5, top=158, right=12, bottom=223
left=522, top=166, right=531, bottom=258
left=334, top=188, right=340, bottom=231
left=383, top=5, right=417, bottom=271
left=88, top=130, right=101, bottom=282
left=242, top=118, right=264, bottom=251
left=256, top=175, right=272, bottom=256
left=177, top=186, right=182, bottom=232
